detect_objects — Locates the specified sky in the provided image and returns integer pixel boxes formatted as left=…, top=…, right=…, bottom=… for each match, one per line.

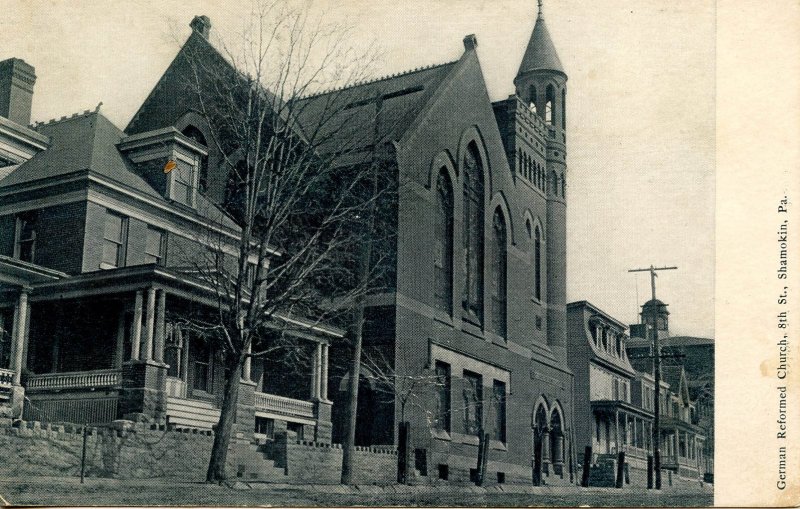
left=0, top=0, right=715, bottom=337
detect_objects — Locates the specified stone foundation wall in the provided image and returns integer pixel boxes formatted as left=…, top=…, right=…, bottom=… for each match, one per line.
left=270, top=431, right=398, bottom=484
left=0, top=420, right=398, bottom=484
left=0, top=420, right=215, bottom=480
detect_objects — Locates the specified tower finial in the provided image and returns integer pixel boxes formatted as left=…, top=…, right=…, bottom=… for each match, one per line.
left=537, top=0, right=543, bottom=18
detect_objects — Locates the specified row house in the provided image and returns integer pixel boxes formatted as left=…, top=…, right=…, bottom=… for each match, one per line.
left=566, top=301, right=655, bottom=484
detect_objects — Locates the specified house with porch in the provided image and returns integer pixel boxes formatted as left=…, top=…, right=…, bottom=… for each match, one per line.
left=566, top=300, right=655, bottom=486
left=0, top=55, right=339, bottom=442
left=628, top=298, right=712, bottom=482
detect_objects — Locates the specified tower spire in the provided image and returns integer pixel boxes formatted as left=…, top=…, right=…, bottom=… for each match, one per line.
left=537, top=0, right=543, bottom=18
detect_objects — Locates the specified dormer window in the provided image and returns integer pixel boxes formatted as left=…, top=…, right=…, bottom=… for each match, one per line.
left=171, top=159, right=197, bottom=207
left=119, top=127, right=208, bottom=211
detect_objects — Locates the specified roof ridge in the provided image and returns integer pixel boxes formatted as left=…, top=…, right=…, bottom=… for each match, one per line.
left=32, top=103, right=102, bottom=129
left=298, top=60, right=458, bottom=100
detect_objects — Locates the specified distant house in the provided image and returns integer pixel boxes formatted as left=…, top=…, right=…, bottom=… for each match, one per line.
left=628, top=298, right=714, bottom=481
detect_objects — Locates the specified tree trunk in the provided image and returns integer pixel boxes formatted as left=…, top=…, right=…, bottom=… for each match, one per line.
left=340, top=306, right=365, bottom=484
left=206, top=353, right=243, bottom=483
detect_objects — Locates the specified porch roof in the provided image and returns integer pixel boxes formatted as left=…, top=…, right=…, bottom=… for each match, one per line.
left=661, top=415, right=705, bottom=436
left=18, top=263, right=344, bottom=340
left=0, top=254, right=67, bottom=287
left=591, top=399, right=654, bottom=420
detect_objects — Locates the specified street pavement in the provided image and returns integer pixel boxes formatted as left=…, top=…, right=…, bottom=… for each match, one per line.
left=0, top=475, right=713, bottom=507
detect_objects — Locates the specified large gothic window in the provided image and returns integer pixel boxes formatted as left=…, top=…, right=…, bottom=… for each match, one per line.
left=490, top=209, right=507, bottom=338
left=434, top=169, right=454, bottom=314
left=534, top=225, right=542, bottom=301
left=462, top=143, right=484, bottom=324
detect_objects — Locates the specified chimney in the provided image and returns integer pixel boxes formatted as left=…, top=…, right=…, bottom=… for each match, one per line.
left=190, top=15, right=212, bottom=39
left=0, top=58, right=36, bottom=126
left=463, top=34, right=478, bottom=51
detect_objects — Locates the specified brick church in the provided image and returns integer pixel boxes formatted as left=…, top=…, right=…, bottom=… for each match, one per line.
left=0, top=3, right=575, bottom=484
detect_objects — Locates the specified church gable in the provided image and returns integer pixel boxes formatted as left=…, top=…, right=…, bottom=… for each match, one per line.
left=397, top=38, right=512, bottom=193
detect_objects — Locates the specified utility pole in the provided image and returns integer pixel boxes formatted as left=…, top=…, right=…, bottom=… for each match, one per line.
left=628, top=265, right=677, bottom=490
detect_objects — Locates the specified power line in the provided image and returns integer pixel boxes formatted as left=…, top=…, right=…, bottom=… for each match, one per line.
left=627, top=264, right=677, bottom=490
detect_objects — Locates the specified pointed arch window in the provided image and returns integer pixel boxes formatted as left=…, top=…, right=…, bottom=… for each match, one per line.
left=561, top=88, right=566, bottom=130
left=434, top=169, right=454, bottom=314
left=462, top=143, right=484, bottom=324
left=545, top=85, right=556, bottom=125
left=491, top=209, right=507, bottom=338
left=534, top=225, right=542, bottom=301
left=529, top=86, right=538, bottom=113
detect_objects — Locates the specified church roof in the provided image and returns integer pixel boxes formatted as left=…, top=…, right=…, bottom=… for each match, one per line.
left=517, top=6, right=564, bottom=77
left=292, top=61, right=458, bottom=157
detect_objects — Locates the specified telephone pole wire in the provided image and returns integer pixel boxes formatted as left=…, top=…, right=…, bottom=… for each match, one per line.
left=628, top=265, right=677, bottom=490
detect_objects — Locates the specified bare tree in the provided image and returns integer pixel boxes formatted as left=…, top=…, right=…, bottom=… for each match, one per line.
left=170, top=0, right=396, bottom=483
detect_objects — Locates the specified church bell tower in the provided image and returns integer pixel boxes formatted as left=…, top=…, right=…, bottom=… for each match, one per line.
left=517, top=0, right=568, bottom=361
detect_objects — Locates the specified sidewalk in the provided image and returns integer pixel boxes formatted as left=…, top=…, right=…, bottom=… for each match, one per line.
left=0, top=475, right=713, bottom=507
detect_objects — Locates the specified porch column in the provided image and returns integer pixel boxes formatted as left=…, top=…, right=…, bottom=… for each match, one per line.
left=614, top=409, right=620, bottom=452
left=130, top=290, right=143, bottom=360
left=143, top=287, right=156, bottom=361
left=310, top=342, right=322, bottom=400
left=153, top=290, right=166, bottom=363
left=114, top=310, right=126, bottom=369
left=242, top=342, right=251, bottom=382
left=320, top=343, right=329, bottom=401
left=11, top=288, right=30, bottom=385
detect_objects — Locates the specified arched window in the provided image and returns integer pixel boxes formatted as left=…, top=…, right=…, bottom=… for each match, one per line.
left=545, top=85, right=556, bottom=125
left=534, top=225, right=542, bottom=301
left=550, top=171, right=558, bottom=196
left=181, top=125, right=209, bottom=193
left=434, top=169, right=454, bottom=314
left=561, top=177, right=566, bottom=198
left=529, top=86, right=537, bottom=113
left=491, top=209, right=507, bottom=338
left=549, top=408, right=564, bottom=465
left=526, top=154, right=531, bottom=181
left=561, top=88, right=566, bottom=130
left=462, top=143, right=484, bottom=324
left=517, top=148, right=523, bottom=176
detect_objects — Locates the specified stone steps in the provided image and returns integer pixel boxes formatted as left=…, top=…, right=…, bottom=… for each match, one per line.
left=231, top=442, right=288, bottom=482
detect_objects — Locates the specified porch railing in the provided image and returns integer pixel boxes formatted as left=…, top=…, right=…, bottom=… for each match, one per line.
left=165, top=377, right=187, bottom=398
left=27, top=369, right=122, bottom=391
left=0, top=368, right=13, bottom=390
left=254, top=391, right=314, bottom=419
